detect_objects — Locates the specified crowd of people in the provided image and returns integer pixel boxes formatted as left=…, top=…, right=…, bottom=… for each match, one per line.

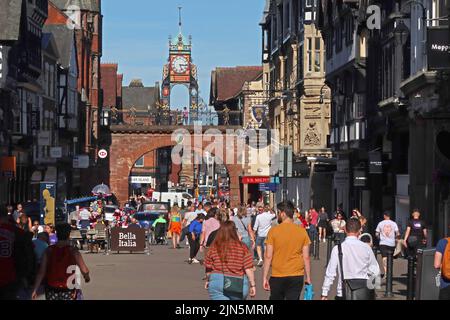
left=0, top=204, right=90, bottom=300
left=1, top=195, right=449, bottom=301
left=167, top=200, right=449, bottom=301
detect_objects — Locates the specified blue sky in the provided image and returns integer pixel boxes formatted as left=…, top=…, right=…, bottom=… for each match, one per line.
left=102, top=0, right=265, bottom=108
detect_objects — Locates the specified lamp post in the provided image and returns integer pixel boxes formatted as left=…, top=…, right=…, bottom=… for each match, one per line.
left=282, top=108, right=300, bottom=204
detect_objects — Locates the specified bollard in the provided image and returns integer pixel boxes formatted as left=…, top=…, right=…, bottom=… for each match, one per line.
left=384, top=250, right=394, bottom=298
left=312, top=232, right=317, bottom=258
left=326, top=236, right=333, bottom=266
left=407, top=255, right=416, bottom=300
left=315, top=232, right=320, bottom=260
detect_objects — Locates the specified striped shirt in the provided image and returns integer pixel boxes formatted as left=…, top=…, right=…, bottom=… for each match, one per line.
left=204, top=241, right=254, bottom=276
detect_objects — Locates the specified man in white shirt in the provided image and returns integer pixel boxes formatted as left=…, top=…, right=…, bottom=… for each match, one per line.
left=254, top=206, right=276, bottom=266
left=322, top=218, right=380, bottom=300
left=181, top=203, right=197, bottom=245
left=194, top=203, right=207, bottom=216
left=375, top=211, right=400, bottom=277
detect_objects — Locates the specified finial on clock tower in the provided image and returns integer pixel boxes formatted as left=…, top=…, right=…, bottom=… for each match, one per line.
left=178, top=6, right=183, bottom=35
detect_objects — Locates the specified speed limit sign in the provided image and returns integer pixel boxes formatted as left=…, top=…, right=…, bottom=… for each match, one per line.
left=98, top=149, right=108, bottom=159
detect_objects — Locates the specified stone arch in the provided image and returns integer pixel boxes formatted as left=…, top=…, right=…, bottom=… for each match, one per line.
left=110, top=132, right=242, bottom=206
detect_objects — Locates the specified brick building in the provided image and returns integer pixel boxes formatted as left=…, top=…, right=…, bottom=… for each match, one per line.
left=49, top=0, right=103, bottom=194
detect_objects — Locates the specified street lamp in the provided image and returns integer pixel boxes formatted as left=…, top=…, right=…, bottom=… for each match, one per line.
left=404, top=0, right=427, bottom=21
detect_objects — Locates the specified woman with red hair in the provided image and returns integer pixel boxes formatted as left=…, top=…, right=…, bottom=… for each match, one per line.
left=204, top=221, right=256, bottom=300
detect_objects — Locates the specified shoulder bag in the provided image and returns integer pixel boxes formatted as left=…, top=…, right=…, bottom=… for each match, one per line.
left=221, top=247, right=245, bottom=300
left=337, top=241, right=374, bottom=300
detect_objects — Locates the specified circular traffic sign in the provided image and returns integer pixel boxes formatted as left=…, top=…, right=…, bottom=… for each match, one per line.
left=98, top=149, right=108, bottom=159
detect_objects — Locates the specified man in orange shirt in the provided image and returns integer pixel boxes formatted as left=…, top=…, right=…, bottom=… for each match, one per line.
left=263, top=201, right=312, bottom=300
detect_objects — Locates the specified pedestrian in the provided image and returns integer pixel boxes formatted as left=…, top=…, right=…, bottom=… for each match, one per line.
left=0, top=205, right=34, bottom=300
left=262, top=201, right=312, bottom=300
left=434, top=232, right=450, bottom=300
left=188, top=214, right=205, bottom=264
left=318, top=207, right=329, bottom=243
left=181, top=202, right=197, bottom=245
left=69, top=205, right=81, bottom=223
left=128, top=217, right=141, bottom=228
left=204, top=221, right=256, bottom=300
left=18, top=213, right=32, bottom=233
left=79, top=207, right=91, bottom=230
left=218, top=208, right=229, bottom=222
left=32, top=223, right=90, bottom=300
left=359, top=216, right=369, bottom=234
left=231, top=206, right=255, bottom=252
left=31, top=220, right=43, bottom=239
left=337, top=204, right=347, bottom=221
left=13, top=203, right=24, bottom=223
left=200, top=208, right=221, bottom=252
left=254, top=205, right=276, bottom=267
left=307, top=208, right=319, bottom=243
left=45, top=224, right=58, bottom=245
left=403, top=209, right=428, bottom=257
left=330, top=212, right=346, bottom=243
left=351, top=208, right=362, bottom=220
left=168, top=206, right=182, bottom=249
left=183, top=107, right=189, bottom=125
left=375, top=211, right=400, bottom=277
left=321, top=218, right=380, bottom=300
left=195, top=203, right=207, bottom=216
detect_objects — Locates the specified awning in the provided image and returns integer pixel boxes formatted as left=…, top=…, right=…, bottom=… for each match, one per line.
left=30, top=170, right=43, bottom=184
left=65, top=196, right=98, bottom=206
left=44, top=166, right=57, bottom=182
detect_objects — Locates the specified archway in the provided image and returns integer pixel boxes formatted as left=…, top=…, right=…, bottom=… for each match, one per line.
left=127, top=145, right=230, bottom=204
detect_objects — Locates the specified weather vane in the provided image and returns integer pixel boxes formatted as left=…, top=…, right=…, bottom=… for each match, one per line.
left=178, top=6, right=182, bottom=35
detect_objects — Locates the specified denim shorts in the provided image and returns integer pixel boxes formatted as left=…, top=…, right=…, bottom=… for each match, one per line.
left=256, top=236, right=266, bottom=247
left=208, top=273, right=249, bottom=301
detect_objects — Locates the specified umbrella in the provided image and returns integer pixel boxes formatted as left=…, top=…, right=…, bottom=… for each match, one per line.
left=92, top=183, right=111, bottom=195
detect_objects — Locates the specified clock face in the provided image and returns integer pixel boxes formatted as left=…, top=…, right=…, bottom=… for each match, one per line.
left=171, top=56, right=189, bottom=74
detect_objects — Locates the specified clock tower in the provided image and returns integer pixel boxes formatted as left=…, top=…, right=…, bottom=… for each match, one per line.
left=161, top=8, right=199, bottom=114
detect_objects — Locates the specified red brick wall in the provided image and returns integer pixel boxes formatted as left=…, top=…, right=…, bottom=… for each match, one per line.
left=169, top=163, right=181, bottom=185
left=109, top=132, right=242, bottom=206
left=101, top=64, right=118, bottom=107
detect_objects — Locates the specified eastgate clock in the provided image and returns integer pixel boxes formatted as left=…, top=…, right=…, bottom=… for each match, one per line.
left=171, top=55, right=189, bottom=74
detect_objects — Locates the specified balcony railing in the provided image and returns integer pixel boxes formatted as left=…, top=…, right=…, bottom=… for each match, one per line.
left=109, top=109, right=243, bottom=127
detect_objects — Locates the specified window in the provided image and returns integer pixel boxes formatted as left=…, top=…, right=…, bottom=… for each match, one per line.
left=135, top=156, right=144, bottom=168
left=307, top=38, right=313, bottom=72
left=283, top=0, right=291, bottom=39
left=336, top=23, right=343, bottom=52
left=298, top=42, right=304, bottom=80
left=345, top=15, right=354, bottom=45
left=314, top=37, right=321, bottom=72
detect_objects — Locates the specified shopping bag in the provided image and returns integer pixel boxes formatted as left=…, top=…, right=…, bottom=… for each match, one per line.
left=304, top=284, right=314, bottom=300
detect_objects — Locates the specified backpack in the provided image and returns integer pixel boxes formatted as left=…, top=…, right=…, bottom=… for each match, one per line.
left=442, top=238, right=450, bottom=281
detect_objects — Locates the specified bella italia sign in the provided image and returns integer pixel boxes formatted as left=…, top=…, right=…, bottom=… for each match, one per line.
left=110, top=227, right=146, bottom=252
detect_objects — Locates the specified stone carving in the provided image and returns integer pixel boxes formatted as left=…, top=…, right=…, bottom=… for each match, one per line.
left=304, top=122, right=321, bottom=146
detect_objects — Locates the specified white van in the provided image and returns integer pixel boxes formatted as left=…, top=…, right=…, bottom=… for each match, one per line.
left=152, top=192, right=193, bottom=207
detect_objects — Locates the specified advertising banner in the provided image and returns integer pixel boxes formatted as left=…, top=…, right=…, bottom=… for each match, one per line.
left=427, top=27, right=450, bottom=70
left=40, top=182, right=56, bottom=225
left=110, top=227, right=146, bottom=252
